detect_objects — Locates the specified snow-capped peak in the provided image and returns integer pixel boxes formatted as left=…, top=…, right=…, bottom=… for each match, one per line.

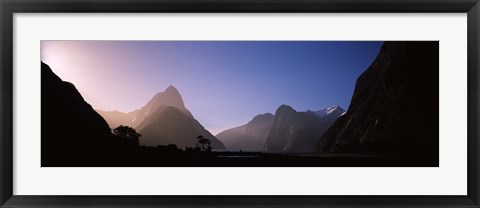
left=314, top=105, right=345, bottom=118
left=325, top=105, right=340, bottom=114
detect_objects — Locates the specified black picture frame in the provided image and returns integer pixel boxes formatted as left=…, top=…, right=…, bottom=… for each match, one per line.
left=1, top=0, right=479, bottom=207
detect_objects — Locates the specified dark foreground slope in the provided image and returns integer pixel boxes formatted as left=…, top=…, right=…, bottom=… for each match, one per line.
left=41, top=62, right=115, bottom=165
left=316, top=42, right=439, bottom=163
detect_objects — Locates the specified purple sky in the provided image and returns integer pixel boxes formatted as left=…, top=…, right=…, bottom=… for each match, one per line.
left=41, top=41, right=382, bottom=134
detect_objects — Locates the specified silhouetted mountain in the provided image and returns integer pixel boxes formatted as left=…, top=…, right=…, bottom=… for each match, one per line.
left=97, top=85, right=187, bottom=128
left=41, top=62, right=114, bottom=164
left=139, top=106, right=198, bottom=148
left=216, top=113, right=274, bottom=151
left=262, top=104, right=344, bottom=153
left=316, top=42, right=439, bottom=159
left=97, top=86, right=225, bottom=150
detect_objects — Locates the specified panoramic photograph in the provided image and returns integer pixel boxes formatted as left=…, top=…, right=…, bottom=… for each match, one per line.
left=41, top=41, right=439, bottom=167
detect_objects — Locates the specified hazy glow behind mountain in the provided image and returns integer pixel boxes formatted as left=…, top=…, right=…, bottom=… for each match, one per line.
left=41, top=41, right=382, bottom=134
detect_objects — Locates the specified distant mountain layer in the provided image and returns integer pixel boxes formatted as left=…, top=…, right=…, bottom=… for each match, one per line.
left=316, top=41, right=439, bottom=158
left=263, top=105, right=344, bottom=152
left=216, top=113, right=274, bottom=151
left=216, top=105, right=345, bottom=152
left=42, top=62, right=114, bottom=164
left=97, top=86, right=225, bottom=150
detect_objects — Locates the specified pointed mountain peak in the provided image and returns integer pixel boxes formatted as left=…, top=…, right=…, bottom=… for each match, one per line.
left=145, top=85, right=186, bottom=114
left=151, top=85, right=181, bottom=98
left=165, top=85, right=179, bottom=94
left=151, top=85, right=180, bottom=97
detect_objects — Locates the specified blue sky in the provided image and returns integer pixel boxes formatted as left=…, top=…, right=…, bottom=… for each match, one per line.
left=41, top=41, right=383, bottom=134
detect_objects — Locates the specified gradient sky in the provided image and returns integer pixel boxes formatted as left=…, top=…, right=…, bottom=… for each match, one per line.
left=41, top=41, right=383, bottom=134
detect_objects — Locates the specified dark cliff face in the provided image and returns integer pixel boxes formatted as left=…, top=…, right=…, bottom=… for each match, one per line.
left=316, top=42, right=439, bottom=159
left=41, top=62, right=114, bottom=164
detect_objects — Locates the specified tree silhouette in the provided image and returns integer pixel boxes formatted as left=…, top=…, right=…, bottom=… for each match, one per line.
left=196, top=135, right=212, bottom=152
left=113, top=125, right=141, bottom=146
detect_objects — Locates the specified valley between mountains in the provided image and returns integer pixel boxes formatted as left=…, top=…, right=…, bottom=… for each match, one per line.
left=97, top=85, right=346, bottom=153
left=41, top=41, right=439, bottom=167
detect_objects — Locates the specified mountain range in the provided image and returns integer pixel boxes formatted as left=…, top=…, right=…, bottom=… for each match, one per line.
left=216, top=105, right=345, bottom=152
left=98, top=85, right=345, bottom=153
left=97, top=86, right=225, bottom=150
